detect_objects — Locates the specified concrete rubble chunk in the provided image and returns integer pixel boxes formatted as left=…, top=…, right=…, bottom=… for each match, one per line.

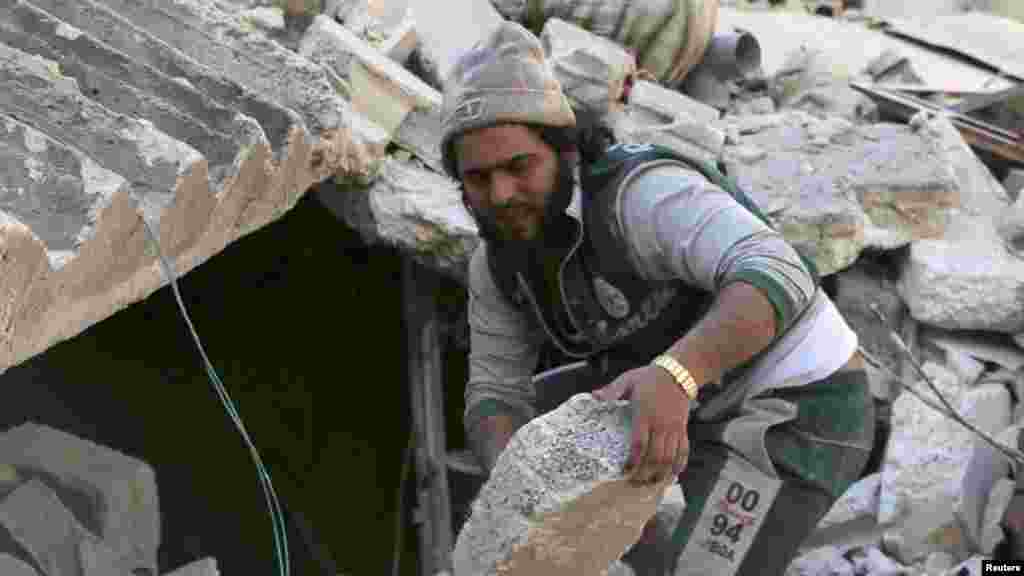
left=79, top=537, right=133, bottom=576
left=0, top=2, right=253, bottom=186
left=863, top=48, right=923, bottom=85
left=880, top=363, right=1012, bottom=532
left=0, top=478, right=129, bottom=576
left=406, top=0, right=504, bottom=90
left=243, top=6, right=286, bottom=32
left=0, top=554, right=37, bottom=576
left=924, top=551, right=956, bottom=575
left=718, top=111, right=959, bottom=275
left=316, top=154, right=479, bottom=282
left=0, top=422, right=160, bottom=576
left=0, top=115, right=124, bottom=271
left=163, top=557, right=220, bottom=576
left=299, top=14, right=442, bottom=168
left=980, top=477, right=1015, bottom=555
left=774, top=47, right=878, bottom=123
left=539, top=18, right=636, bottom=116
left=900, top=239, right=1024, bottom=334
left=452, top=393, right=671, bottom=576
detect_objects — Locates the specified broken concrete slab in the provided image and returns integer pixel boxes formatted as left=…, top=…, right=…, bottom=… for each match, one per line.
left=163, top=557, right=220, bottom=576
left=981, top=477, right=1015, bottom=556
left=0, top=0, right=266, bottom=180
left=953, top=384, right=1014, bottom=552
left=299, top=14, right=442, bottom=168
left=63, top=0, right=355, bottom=137
left=539, top=18, right=636, bottom=116
left=0, top=479, right=132, bottom=576
left=315, top=155, right=479, bottom=282
left=718, top=111, right=959, bottom=275
left=900, top=239, right=1024, bottom=334
left=0, top=554, right=36, bottom=576
left=406, top=0, right=504, bottom=90
left=26, top=0, right=301, bottom=159
left=879, top=362, right=976, bottom=525
left=0, top=42, right=214, bottom=261
left=0, top=422, right=160, bottom=575
left=452, top=393, right=670, bottom=576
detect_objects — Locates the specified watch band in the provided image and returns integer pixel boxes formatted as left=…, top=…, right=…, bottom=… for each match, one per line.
left=652, top=354, right=698, bottom=401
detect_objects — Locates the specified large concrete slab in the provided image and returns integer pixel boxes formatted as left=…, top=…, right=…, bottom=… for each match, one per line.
left=406, top=0, right=504, bottom=89
left=0, top=422, right=159, bottom=574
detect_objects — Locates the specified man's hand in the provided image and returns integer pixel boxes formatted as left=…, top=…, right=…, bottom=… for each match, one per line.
left=593, top=365, right=691, bottom=485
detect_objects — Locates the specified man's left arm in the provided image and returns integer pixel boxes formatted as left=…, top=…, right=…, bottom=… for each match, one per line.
left=595, top=161, right=816, bottom=484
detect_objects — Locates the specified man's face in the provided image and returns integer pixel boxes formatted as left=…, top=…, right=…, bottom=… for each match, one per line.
left=454, top=124, right=560, bottom=243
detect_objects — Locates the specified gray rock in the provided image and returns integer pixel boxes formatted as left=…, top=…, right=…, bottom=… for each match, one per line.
left=900, top=239, right=1024, bottom=334
left=0, top=479, right=132, bottom=576
left=879, top=362, right=974, bottom=525
left=315, top=155, right=479, bottom=282
left=452, top=393, right=670, bottom=576
left=0, top=422, right=160, bottom=576
left=541, top=18, right=636, bottom=116
left=406, top=0, right=504, bottom=90
left=719, top=112, right=959, bottom=275
left=774, top=47, right=878, bottom=123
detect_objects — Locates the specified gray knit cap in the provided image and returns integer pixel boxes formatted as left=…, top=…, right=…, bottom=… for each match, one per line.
left=440, top=21, right=576, bottom=177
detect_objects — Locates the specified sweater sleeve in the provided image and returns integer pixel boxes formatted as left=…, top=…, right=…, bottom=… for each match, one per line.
left=463, top=244, right=542, bottom=432
left=617, top=161, right=816, bottom=336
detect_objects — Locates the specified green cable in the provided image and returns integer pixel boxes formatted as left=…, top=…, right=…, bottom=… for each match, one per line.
left=142, top=220, right=290, bottom=576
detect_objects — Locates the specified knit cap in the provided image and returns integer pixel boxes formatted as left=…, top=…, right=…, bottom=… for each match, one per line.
left=440, top=20, right=576, bottom=177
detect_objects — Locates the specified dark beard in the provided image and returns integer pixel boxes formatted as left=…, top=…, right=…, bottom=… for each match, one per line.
left=465, top=155, right=576, bottom=259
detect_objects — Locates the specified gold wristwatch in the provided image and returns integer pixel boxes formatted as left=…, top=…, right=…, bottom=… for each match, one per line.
left=652, top=354, right=698, bottom=401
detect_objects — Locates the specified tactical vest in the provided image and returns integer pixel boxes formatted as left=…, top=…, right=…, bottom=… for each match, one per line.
left=486, top=142, right=820, bottom=385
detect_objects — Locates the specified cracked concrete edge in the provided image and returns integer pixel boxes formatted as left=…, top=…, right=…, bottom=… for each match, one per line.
left=0, top=122, right=379, bottom=378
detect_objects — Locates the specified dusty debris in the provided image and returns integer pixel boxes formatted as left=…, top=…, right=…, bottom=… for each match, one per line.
left=773, top=46, right=879, bottom=122
left=718, top=110, right=959, bottom=275
left=540, top=18, right=636, bottom=116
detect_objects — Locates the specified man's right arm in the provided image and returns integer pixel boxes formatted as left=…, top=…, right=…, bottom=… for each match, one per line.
left=464, top=246, right=541, bottom=473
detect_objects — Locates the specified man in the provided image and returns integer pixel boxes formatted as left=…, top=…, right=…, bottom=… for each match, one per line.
left=441, top=21, right=875, bottom=576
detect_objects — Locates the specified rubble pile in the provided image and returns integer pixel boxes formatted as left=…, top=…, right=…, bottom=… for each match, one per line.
left=1, top=0, right=1023, bottom=573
